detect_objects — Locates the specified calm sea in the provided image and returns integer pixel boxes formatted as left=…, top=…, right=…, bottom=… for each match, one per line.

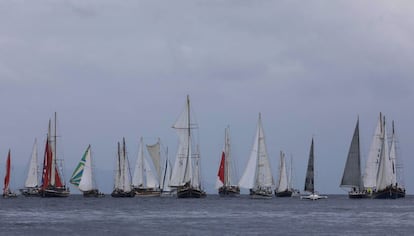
left=1, top=195, right=413, bottom=235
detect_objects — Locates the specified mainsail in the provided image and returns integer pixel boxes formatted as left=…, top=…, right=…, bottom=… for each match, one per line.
left=132, top=137, right=159, bottom=189
left=70, top=145, right=94, bottom=192
left=25, top=139, right=39, bottom=188
left=376, top=120, right=393, bottom=191
left=277, top=151, right=289, bottom=193
left=340, top=119, right=363, bottom=189
left=169, top=95, right=201, bottom=189
left=239, top=113, right=274, bottom=190
left=363, top=113, right=383, bottom=189
left=304, top=139, right=314, bottom=194
left=3, top=150, right=12, bottom=194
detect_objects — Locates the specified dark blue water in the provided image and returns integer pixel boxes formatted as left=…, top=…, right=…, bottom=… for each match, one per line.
left=1, top=195, right=414, bottom=235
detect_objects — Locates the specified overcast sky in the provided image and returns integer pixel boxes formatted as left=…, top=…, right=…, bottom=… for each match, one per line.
left=0, top=0, right=413, bottom=194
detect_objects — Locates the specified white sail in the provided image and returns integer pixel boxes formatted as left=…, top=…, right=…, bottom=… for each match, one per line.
left=255, top=115, right=274, bottom=188
left=376, top=121, right=393, bottom=191
left=239, top=122, right=259, bottom=189
left=144, top=158, right=159, bottom=188
left=363, top=113, right=383, bottom=189
left=79, top=146, right=94, bottom=191
left=277, top=151, right=289, bottom=192
left=25, top=139, right=38, bottom=188
left=170, top=95, right=194, bottom=187
left=389, top=124, right=398, bottom=186
left=146, top=140, right=162, bottom=180
left=239, top=113, right=274, bottom=189
left=132, top=138, right=145, bottom=187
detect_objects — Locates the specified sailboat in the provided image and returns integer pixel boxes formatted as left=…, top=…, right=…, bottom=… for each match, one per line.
left=169, top=95, right=206, bottom=198
left=301, top=138, right=327, bottom=200
left=39, top=113, right=70, bottom=197
left=148, top=139, right=175, bottom=197
left=3, top=150, right=17, bottom=198
left=111, top=138, right=135, bottom=197
left=19, top=139, right=40, bottom=196
left=340, top=118, right=367, bottom=198
left=70, top=145, right=104, bottom=197
left=132, top=137, right=161, bottom=197
left=364, top=113, right=405, bottom=199
left=275, top=151, right=293, bottom=197
left=216, top=126, right=240, bottom=197
left=239, top=113, right=274, bottom=199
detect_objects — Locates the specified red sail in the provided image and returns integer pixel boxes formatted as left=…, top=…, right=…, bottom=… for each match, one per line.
left=3, top=150, right=11, bottom=193
left=217, top=151, right=225, bottom=184
left=41, top=140, right=52, bottom=189
left=54, top=167, right=63, bottom=187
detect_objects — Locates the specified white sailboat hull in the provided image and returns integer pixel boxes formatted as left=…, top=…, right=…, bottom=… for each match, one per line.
left=300, top=193, right=328, bottom=200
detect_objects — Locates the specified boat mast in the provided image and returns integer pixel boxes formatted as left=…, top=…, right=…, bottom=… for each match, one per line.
left=49, top=117, right=56, bottom=187
left=224, top=126, right=229, bottom=187
left=182, top=95, right=191, bottom=186
left=254, top=113, right=262, bottom=190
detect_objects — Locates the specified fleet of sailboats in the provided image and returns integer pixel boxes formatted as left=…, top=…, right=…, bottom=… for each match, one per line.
left=169, top=95, right=206, bottom=198
left=70, top=145, right=104, bottom=197
left=239, top=113, right=274, bottom=199
left=216, top=126, right=240, bottom=197
left=301, top=138, right=327, bottom=200
left=1, top=109, right=410, bottom=199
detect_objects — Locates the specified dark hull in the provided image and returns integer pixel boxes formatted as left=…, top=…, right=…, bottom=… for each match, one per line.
left=39, top=187, right=70, bottom=198
left=134, top=188, right=161, bottom=197
left=3, top=191, right=17, bottom=199
left=218, top=186, right=240, bottom=197
left=177, top=187, right=206, bottom=198
left=372, top=187, right=405, bottom=199
left=83, top=189, right=105, bottom=197
left=275, top=190, right=293, bottom=197
left=19, top=188, right=40, bottom=197
left=250, top=189, right=273, bottom=199
left=111, top=189, right=135, bottom=198
left=348, top=191, right=369, bottom=199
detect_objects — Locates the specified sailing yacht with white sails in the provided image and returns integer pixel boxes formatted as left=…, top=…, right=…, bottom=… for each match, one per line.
left=239, top=113, right=274, bottom=199
left=216, top=126, right=240, bottom=197
left=301, top=138, right=327, bottom=200
left=275, top=151, right=293, bottom=197
left=132, top=137, right=161, bottom=197
left=169, top=95, right=206, bottom=198
left=364, top=113, right=405, bottom=199
left=340, top=118, right=367, bottom=198
left=70, top=145, right=104, bottom=197
left=111, top=138, right=135, bottom=197
left=19, top=139, right=40, bottom=197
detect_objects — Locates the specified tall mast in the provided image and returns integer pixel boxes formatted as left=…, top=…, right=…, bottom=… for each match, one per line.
left=49, top=117, right=55, bottom=186
left=254, top=113, right=262, bottom=189
left=224, top=126, right=230, bottom=186
left=183, top=95, right=191, bottom=185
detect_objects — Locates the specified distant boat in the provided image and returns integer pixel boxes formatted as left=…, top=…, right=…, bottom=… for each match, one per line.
left=3, top=149, right=17, bottom=198
left=301, top=138, right=327, bottom=200
left=19, top=139, right=40, bottom=197
left=39, top=113, right=70, bottom=198
left=239, top=113, right=274, bottom=199
left=132, top=137, right=161, bottom=197
left=216, top=126, right=240, bottom=197
left=149, top=140, right=175, bottom=197
left=364, top=113, right=405, bottom=199
left=70, top=145, right=104, bottom=197
left=111, top=138, right=135, bottom=198
left=340, top=118, right=367, bottom=198
left=170, top=95, right=206, bottom=198
left=275, top=151, right=292, bottom=197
